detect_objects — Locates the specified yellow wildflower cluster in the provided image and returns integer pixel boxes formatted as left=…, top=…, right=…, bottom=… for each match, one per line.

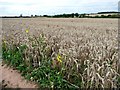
left=57, top=54, right=62, bottom=63
left=25, top=29, right=29, bottom=33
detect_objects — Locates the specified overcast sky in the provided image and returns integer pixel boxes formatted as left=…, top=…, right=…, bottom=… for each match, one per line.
left=0, top=0, right=119, bottom=16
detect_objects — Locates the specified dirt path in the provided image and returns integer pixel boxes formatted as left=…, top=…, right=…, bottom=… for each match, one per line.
left=0, top=63, right=38, bottom=88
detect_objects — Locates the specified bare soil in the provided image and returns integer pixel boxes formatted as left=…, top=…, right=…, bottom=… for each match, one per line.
left=0, top=63, right=38, bottom=88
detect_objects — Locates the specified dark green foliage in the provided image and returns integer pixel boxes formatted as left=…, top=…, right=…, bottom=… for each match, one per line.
left=117, top=76, right=120, bottom=87
left=2, top=43, right=27, bottom=67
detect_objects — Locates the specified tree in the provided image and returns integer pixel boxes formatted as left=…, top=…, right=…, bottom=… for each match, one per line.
left=71, top=13, right=74, bottom=18
left=20, top=14, right=22, bottom=18
left=43, top=15, right=48, bottom=17
left=35, top=15, right=38, bottom=17
left=75, top=13, right=79, bottom=17
left=31, top=15, right=33, bottom=17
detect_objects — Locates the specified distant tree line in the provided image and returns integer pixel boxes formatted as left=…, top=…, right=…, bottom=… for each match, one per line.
left=30, top=12, right=120, bottom=18
left=1, top=12, right=120, bottom=18
left=97, top=11, right=119, bottom=14
left=51, top=13, right=79, bottom=18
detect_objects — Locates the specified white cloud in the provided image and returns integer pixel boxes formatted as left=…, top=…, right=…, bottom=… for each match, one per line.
left=0, top=0, right=119, bottom=16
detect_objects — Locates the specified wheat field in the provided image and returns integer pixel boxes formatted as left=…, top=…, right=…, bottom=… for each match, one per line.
left=2, top=18, right=119, bottom=88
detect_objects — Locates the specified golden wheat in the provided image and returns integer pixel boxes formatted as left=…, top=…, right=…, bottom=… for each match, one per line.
left=2, top=18, right=119, bottom=88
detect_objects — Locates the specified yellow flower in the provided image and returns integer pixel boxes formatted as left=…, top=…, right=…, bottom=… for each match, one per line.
left=57, top=54, right=62, bottom=63
left=25, top=29, right=29, bottom=33
left=3, top=40, right=6, bottom=43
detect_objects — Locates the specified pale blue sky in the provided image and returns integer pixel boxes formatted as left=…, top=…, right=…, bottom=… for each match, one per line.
left=0, top=0, right=119, bottom=16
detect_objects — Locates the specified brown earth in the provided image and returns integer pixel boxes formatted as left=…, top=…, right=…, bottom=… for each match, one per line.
left=0, top=62, right=38, bottom=88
